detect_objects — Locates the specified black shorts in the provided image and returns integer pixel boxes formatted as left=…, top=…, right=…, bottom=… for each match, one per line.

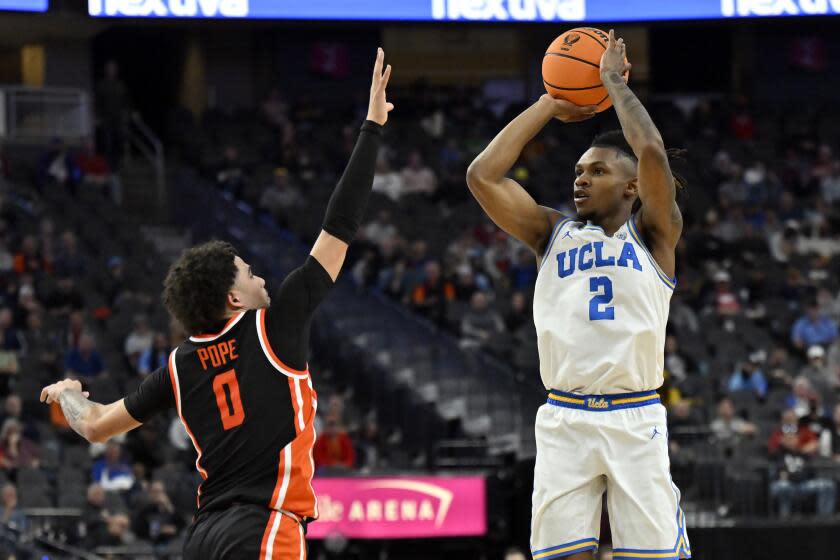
left=184, top=504, right=307, bottom=560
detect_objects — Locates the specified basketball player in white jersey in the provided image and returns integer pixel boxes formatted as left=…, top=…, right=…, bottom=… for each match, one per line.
left=466, top=31, right=689, bottom=560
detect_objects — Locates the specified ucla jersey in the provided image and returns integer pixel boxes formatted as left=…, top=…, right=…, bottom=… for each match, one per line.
left=533, top=216, right=675, bottom=394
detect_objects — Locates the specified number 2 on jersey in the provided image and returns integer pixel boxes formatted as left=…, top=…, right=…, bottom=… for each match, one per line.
left=212, top=369, right=245, bottom=430
left=589, top=276, right=615, bottom=320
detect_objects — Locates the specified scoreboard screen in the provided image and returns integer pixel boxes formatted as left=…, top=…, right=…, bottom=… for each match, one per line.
left=87, top=0, right=840, bottom=21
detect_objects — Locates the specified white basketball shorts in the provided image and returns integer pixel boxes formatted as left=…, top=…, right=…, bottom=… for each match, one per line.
left=531, top=390, right=691, bottom=560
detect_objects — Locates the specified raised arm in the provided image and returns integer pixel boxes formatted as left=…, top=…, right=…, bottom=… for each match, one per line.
left=600, top=30, right=682, bottom=257
left=40, top=379, right=140, bottom=443
left=466, top=96, right=595, bottom=255
left=310, top=48, right=393, bottom=281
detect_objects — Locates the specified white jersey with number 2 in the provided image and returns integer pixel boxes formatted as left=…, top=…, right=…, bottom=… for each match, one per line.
left=533, top=216, right=675, bottom=395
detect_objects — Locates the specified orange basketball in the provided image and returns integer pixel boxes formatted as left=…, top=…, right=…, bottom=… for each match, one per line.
left=542, top=27, right=623, bottom=113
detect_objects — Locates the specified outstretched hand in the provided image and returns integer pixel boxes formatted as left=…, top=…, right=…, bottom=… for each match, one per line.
left=600, top=29, right=632, bottom=79
left=367, top=48, right=394, bottom=126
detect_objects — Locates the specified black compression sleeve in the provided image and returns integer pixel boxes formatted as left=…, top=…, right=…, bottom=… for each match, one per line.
left=321, top=120, right=383, bottom=243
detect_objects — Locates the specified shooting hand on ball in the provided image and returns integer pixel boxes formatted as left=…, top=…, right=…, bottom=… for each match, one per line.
left=539, top=95, right=597, bottom=123
left=600, top=29, right=631, bottom=80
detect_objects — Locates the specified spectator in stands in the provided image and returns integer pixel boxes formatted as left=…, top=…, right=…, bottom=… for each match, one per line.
left=377, top=257, right=410, bottom=301
left=709, top=270, right=741, bottom=316
left=53, top=231, right=86, bottom=279
left=0, top=241, right=13, bottom=277
left=23, top=311, right=57, bottom=378
left=36, top=138, right=80, bottom=194
left=355, top=418, right=383, bottom=472
left=460, top=292, right=505, bottom=350
left=371, top=155, right=405, bottom=203
left=768, top=409, right=836, bottom=517
left=410, top=261, right=454, bottom=326
left=216, top=145, right=248, bottom=198
left=363, top=210, right=398, bottom=251
left=0, top=483, right=26, bottom=531
left=0, top=307, right=24, bottom=355
left=76, top=138, right=120, bottom=204
left=87, top=511, right=133, bottom=549
left=669, top=292, right=699, bottom=334
left=509, top=248, right=537, bottom=292
left=132, top=480, right=184, bottom=545
left=791, top=300, right=838, bottom=352
left=710, top=397, right=758, bottom=449
left=799, top=344, right=836, bottom=394
left=65, top=333, right=105, bottom=379
left=0, top=418, right=40, bottom=471
left=785, top=376, right=822, bottom=419
left=95, top=60, right=129, bottom=170
left=45, top=275, right=84, bottom=317
left=0, top=395, right=37, bottom=442
left=729, top=95, right=755, bottom=141
left=313, top=415, right=355, bottom=471
left=79, top=483, right=108, bottom=544
left=100, top=256, right=127, bottom=309
left=261, top=88, right=290, bottom=132
left=124, top=315, right=153, bottom=373
left=766, top=346, right=795, bottom=388
left=92, top=441, right=134, bottom=492
left=665, top=335, right=695, bottom=386
left=824, top=404, right=840, bottom=462
left=13, top=235, right=50, bottom=277
left=504, top=292, right=529, bottom=333
left=259, top=167, right=302, bottom=226
left=768, top=220, right=800, bottom=264
left=126, top=421, right=165, bottom=474
left=451, top=264, right=479, bottom=304
left=400, top=150, right=437, bottom=202
left=820, top=160, right=840, bottom=204
left=727, top=351, right=769, bottom=401
left=137, top=333, right=169, bottom=376
left=668, top=399, right=705, bottom=456
left=61, top=309, right=86, bottom=353
left=167, top=416, right=193, bottom=468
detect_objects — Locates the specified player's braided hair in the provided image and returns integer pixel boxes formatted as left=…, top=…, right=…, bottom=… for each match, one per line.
left=589, top=130, right=688, bottom=214
left=163, top=240, right=239, bottom=335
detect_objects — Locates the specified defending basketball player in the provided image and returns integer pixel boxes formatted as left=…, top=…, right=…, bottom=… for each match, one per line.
left=466, top=31, right=690, bottom=560
left=38, top=49, right=393, bottom=559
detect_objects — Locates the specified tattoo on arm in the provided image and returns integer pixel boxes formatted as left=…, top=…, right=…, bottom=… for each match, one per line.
left=58, top=390, right=96, bottom=439
left=602, top=71, right=660, bottom=149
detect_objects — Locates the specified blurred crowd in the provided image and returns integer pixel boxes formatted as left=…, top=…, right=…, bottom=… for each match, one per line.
left=188, top=83, right=840, bottom=519
left=1, top=65, right=840, bottom=558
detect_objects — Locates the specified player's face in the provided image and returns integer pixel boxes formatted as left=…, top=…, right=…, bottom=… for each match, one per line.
left=573, top=147, right=637, bottom=221
left=230, top=256, right=270, bottom=310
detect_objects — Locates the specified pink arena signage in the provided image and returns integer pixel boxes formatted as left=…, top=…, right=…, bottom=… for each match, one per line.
left=308, top=476, right=486, bottom=539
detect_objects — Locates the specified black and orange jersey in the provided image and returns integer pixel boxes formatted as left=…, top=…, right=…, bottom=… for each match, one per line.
left=124, top=257, right=333, bottom=519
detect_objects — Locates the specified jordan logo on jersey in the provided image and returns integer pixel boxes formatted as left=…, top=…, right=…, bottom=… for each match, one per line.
left=556, top=241, right=642, bottom=279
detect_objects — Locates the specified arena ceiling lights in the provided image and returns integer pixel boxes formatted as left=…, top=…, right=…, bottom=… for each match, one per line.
left=87, top=0, right=840, bottom=20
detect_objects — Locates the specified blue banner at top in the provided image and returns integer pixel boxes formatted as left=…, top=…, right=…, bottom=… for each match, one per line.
left=87, top=0, right=840, bottom=21
left=0, top=0, right=47, bottom=11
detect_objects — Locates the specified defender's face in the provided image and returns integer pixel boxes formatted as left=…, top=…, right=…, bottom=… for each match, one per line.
left=573, top=147, right=637, bottom=220
left=231, top=256, right=270, bottom=310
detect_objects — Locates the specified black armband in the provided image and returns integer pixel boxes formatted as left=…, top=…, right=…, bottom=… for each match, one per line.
left=321, top=120, right=383, bottom=243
